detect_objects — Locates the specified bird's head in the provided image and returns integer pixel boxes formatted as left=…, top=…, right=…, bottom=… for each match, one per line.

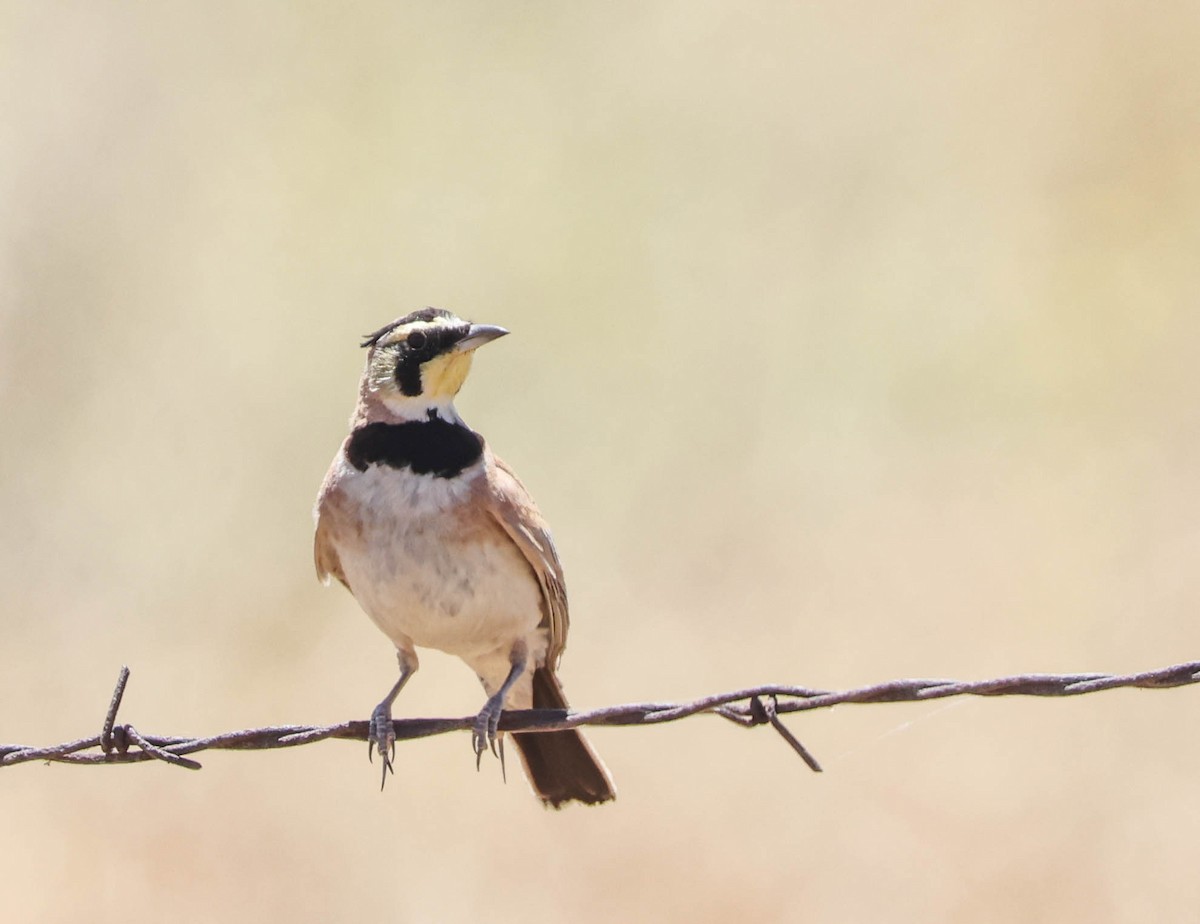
left=356, top=308, right=508, bottom=422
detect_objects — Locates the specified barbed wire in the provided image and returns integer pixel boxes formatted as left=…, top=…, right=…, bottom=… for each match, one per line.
left=2, top=660, right=1197, bottom=775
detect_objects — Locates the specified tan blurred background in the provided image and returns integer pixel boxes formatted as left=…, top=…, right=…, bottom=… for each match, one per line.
left=3, top=2, right=1199, bottom=921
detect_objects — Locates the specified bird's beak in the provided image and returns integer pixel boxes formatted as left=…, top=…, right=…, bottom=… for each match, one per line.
left=454, top=324, right=510, bottom=353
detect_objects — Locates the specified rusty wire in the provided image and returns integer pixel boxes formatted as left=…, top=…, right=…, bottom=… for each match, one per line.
left=2, top=661, right=1197, bottom=774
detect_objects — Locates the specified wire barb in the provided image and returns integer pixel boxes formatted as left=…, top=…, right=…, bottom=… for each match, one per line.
left=749, top=695, right=823, bottom=772
left=100, top=666, right=130, bottom=755
left=2, top=659, right=1197, bottom=772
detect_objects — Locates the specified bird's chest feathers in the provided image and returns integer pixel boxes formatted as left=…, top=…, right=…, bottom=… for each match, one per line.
left=338, top=460, right=484, bottom=589
left=342, top=456, right=477, bottom=520
left=329, top=457, right=540, bottom=653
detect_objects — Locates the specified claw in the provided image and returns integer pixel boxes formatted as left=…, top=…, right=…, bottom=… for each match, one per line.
left=369, top=704, right=397, bottom=790
left=472, top=692, right=504, bottom=770
left=379, top=750, right=393, bottom=791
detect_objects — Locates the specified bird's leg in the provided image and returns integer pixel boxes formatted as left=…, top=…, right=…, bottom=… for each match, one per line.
left=473, top=640, right=527, bottom=770
left=369, top=646, right=418, bottom=790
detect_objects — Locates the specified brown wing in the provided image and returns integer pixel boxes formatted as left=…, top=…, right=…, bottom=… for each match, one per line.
left=313, top=448, right=349, bottom=589
left=484, top=454, right=570, bottom=668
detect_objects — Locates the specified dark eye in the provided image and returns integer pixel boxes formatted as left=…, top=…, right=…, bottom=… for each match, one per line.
left=407, top=330, right=428, bottom=350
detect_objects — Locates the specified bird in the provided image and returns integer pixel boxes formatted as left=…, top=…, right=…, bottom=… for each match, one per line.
left=312, top=307, right=615, bottom=808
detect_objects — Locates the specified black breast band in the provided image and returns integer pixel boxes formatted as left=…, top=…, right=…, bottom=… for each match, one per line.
left=345, top=419, right=483, bottom=478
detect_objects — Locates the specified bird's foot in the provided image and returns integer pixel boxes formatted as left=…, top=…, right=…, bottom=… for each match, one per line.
left=368, top=702, right=396, bottom=790
left=472, top=692, right=505, bottom=770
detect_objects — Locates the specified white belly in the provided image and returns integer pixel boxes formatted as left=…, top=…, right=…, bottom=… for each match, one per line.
left=331, top=459, right=546, bottom=671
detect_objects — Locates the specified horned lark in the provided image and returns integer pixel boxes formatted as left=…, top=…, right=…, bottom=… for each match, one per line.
left=313, top=308, right=615, bottom=808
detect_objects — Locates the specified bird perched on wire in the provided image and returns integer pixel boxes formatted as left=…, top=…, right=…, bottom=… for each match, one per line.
left=313, top=308, right=615, bottom=808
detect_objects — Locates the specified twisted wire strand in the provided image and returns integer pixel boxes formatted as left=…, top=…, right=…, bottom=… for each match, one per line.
left=3, top=661, right=1196, bottom=772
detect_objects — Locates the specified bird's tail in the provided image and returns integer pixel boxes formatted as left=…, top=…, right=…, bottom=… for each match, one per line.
left=512, top=668, right=616, bottom=809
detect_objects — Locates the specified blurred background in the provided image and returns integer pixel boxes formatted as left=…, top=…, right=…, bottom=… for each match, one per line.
left=3, top=3, right=1199, bottom=921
